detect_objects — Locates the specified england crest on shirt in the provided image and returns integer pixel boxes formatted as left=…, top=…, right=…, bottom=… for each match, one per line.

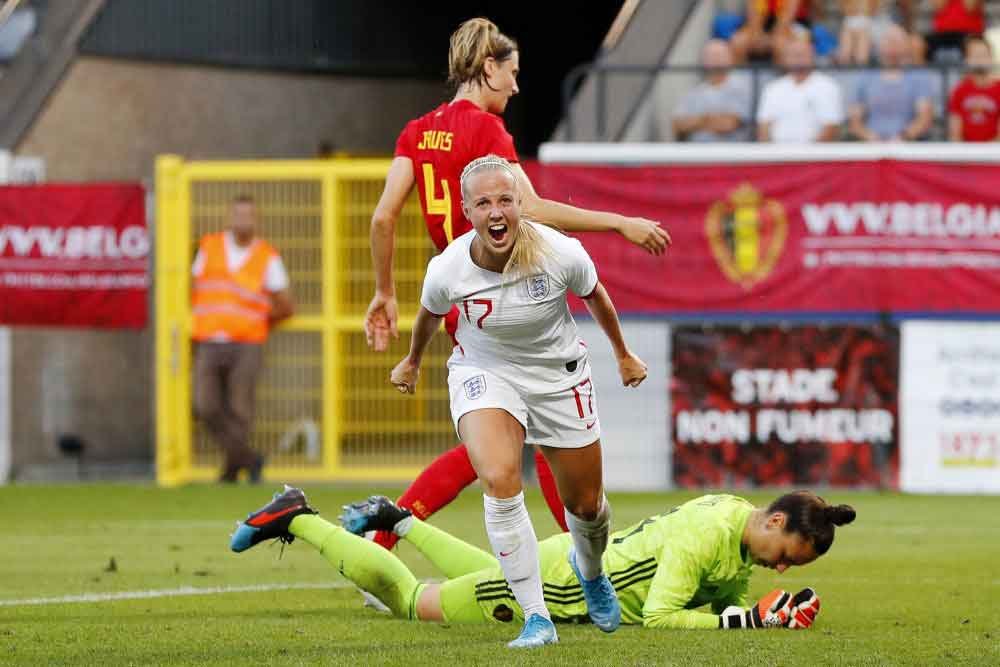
left=464, top=374, right=487, bottom=400
left=525, top=274, right=550, bottom=301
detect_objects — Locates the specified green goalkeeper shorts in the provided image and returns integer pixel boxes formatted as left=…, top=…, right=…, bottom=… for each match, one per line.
left=438, top=533, right=591, bottom=625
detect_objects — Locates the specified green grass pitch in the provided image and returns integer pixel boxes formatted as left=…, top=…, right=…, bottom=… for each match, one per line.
left=0, top=484, right=997, bottom=666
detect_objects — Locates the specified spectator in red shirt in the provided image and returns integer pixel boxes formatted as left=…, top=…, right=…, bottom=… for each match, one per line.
left=949, top=37, right=1000, bottom=141
left=926, top=0, right=985, bottom=64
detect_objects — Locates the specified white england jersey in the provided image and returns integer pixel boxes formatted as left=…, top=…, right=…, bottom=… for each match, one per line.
left=420, top=222, right=599, bottom=392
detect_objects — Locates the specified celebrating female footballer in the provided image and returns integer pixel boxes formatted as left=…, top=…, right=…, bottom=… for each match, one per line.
left=376, top=155, right=645, bottom=647
left=363, top=17, right=671, bottom=549
left=232, top=489, right=852, bottom=634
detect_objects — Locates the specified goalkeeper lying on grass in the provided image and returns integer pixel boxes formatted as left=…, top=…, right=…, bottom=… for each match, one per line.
left=231, top=489, right=852, bottom=630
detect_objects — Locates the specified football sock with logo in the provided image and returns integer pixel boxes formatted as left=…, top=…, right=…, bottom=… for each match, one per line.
left=534, top=449, right=569, bottom=532
left=373, top=444, right=479, bottom=550
left=403, top=518, right=498, bottom=578
left=564, top=495, right=611, bottom=581
left=289, top=514, right=422, bottom=620
left=483, top=492, right=549, bottom=620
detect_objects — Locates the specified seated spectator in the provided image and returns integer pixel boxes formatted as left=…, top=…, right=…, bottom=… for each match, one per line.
left=730, top=0, right=815, bottom=64
left=925, top=0, right=985, bottom=64
left=757, top=38, right=845, bottom=142
left=848, top=25, right=934, bottom=141
left=671, top=40, right=752, bottom=142
left=948, top=37, right=1000, bottom=141
left=838, top=0, right=878, bottom=65
left=0, top=4, right=37, bottom=62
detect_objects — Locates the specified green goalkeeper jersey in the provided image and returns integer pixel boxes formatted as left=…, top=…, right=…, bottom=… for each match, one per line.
left=471, top=494, right=755, bottom=629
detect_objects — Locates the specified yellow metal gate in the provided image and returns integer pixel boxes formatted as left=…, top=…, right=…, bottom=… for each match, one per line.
left=155, top=155, right=454, bottom=485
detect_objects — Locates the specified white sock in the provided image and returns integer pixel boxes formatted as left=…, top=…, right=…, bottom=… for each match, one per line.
left=564, top=496, right=611, bottom=581
left=393, top=515, right=414, bottom=537
left=483, top=492, right=549, bottom=620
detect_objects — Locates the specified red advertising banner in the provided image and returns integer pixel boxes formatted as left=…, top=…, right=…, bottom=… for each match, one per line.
left=537, top=161, right=1000, bottom=314
left=0, top=184, right=147, bottom=328
left=671, top=325, right=898, bottom=488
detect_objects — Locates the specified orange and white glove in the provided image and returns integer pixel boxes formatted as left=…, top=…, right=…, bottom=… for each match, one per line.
left=787, top=587, right=821, bottom=629
left=719, top=589, right=794, bottom=629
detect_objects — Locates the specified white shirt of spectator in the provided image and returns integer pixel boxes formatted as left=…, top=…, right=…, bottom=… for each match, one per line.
left=420, top=222, right=598, bottom=392
left=757, top=71, right=845, bottom=143
left=191, top=231, right=290, bottom=293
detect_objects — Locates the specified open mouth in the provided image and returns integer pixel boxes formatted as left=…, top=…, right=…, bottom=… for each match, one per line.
left=488, top=223, right=508, bottom=242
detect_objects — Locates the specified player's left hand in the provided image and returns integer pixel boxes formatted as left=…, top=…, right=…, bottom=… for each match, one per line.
left=619, top=217, right=671, bottom=256
left=390, top=357, right=420, bottom=394
left=720, top=589, right=794, bottom=629
left=787, top=587, right=820, bottom=629
left=617, top=350, right=647, bottom=388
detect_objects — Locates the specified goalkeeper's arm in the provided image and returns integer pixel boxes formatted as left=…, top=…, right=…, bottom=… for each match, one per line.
left=641, top=542, right=762, bottom=630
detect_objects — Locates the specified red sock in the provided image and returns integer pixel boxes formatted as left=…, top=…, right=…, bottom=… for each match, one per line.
left=373, top=443, right=479, bottom=550
left=534, top=448, right=568, bottom=532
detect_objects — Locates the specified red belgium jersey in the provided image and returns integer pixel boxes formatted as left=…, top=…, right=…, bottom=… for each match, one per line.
left=394, top=99, right=519, bottom=252
left=949, top=77, right=1000, bottom=142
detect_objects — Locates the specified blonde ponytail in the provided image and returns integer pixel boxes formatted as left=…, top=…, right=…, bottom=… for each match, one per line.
left=503, top=221, right=551, bottom=278
left=448, top=17, right=518, bottom=89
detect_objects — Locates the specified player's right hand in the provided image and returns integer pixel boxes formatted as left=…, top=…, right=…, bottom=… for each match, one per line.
left=719, top=589, right=794, bottom=629
left=619, top=217, right=671, bottom=256
left=787, top=588, right=820, bottom=629
left=617, top=351, right=647, bottom=388
left=364, top=292, right=399, bottom=352
left=390, top=357, right=420, bottom=394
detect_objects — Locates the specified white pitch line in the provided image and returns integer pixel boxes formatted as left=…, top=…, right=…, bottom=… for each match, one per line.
left=0, top=582, right=351, bottom=607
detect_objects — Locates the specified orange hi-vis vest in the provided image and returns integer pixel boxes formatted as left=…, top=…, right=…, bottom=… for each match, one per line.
left=192, top=233, right=276, bottom=343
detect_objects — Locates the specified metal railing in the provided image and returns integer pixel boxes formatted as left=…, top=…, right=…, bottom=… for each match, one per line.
left=561, top=61, right=974, bottom=142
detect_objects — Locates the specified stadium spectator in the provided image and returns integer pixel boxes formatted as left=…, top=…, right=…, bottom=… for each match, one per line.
left=925, top=0, right=985, bottom=64
left=730, top=0, right=815, bottom=64
left=0, top=3, right=36, bottom=62
left=948, top=36, right=1000, bottom=141
left=838, top=0, right=878, bottom=65
left=233, top=488, right=854, bottom=631
left=756, top=38, right=844, bottom=142
left=848, top=25, right=934, bottom=141
left=670, top=40, right=752, bottom=142
left=191, top=195, right=294, bottom=483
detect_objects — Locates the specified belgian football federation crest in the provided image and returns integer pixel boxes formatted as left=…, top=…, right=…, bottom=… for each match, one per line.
left=464, top=375, right=487, bottom=400
left=525, top=274, right=550, bottom=301
left=705, top=183, right=787, bottom=290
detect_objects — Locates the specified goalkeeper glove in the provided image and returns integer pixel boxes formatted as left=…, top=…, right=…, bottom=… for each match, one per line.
left=719, top=589, right=793, bottom=629
left=787, top=587, right=820, bottom=629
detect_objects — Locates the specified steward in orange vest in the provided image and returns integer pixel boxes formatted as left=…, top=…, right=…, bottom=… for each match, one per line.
left=191, top=195, right=294, bottom=482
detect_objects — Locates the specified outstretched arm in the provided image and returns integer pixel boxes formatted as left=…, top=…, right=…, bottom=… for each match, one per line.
left=510, top=163, right=671, bottom=256
left=581, top=282, right=647, bottom=388
left=367, top=157, right=416, bottom=351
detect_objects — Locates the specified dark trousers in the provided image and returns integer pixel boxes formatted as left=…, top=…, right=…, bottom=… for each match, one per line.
left=193, top=342, right=263, bottom=481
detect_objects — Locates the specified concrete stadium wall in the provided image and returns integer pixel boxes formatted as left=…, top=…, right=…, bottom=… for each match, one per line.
left=18, top=56, right=447, bottom=181
left=9, top=57, right=445, bottom=478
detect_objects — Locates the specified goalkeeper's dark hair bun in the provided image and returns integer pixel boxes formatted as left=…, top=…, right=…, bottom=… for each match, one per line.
left=767, top=491, right=857, bottom=556
left=825, top=504, right=856, bottom=526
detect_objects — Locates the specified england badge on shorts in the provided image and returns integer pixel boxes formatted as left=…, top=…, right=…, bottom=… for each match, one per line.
left=526, top=274, right=550, bottom=301
left=464, top=374, right=487, bottom=400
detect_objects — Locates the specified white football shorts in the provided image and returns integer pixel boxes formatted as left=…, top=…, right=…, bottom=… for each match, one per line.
left=447, top=362, right=601, bottom=448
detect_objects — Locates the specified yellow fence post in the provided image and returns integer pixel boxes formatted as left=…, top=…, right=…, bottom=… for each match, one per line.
left=322, top=169, right=341, bottom=477
left=154, top=154, right=185, bottom=486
